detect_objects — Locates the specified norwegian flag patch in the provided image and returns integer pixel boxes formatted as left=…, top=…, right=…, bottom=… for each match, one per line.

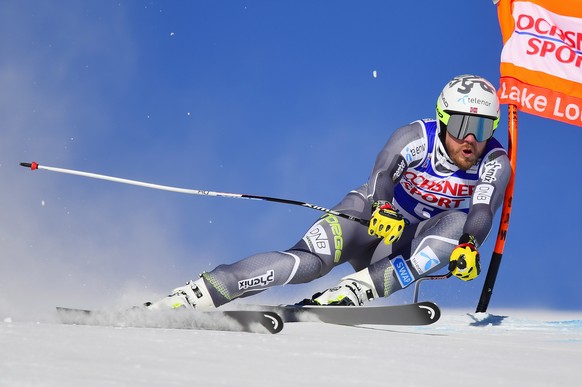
left=470, top=107, right=478, bottom=113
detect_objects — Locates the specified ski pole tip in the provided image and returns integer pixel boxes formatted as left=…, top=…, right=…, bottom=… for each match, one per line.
left=20, top=161, right=39, bottom=170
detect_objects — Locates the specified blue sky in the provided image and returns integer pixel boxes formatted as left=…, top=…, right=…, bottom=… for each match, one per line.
left=1, top=1, right=580, bottom=317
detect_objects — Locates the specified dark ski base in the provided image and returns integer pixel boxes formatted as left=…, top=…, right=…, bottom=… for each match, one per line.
left=258, top=301, right=441, bottom=326
left=56, top=307, right=284, bottom=334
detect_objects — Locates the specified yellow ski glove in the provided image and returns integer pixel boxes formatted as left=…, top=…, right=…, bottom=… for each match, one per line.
left=368, top=201, right=405, bottom=245
left=448, top=234, right=481, bottom=281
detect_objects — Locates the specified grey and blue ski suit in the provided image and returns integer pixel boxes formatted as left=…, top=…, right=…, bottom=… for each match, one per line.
left=201, top=119, right=511, bottom=306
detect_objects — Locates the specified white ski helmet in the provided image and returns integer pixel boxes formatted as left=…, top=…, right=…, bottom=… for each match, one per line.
left=436, top=74, right=500, bottom=142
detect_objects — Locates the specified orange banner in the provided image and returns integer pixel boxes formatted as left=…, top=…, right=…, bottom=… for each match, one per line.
left=497, top=0, right=582, bottom=126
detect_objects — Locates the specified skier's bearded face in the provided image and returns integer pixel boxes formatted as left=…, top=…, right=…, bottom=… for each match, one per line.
left=444, top=132, right=487, bottom=171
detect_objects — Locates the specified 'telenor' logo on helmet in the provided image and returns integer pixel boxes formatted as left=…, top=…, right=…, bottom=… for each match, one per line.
left=448, top=75, right=495, bottom=95
left=456, top=95, right=493, bottom=107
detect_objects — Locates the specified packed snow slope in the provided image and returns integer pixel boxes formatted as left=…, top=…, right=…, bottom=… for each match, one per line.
left=1, top=308, right=581, bottom=387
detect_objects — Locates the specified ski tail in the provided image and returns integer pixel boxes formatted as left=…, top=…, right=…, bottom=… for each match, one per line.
left=56, top=307, right=284, bottom=334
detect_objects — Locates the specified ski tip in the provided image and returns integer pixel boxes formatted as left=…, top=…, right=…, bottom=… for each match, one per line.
left=20, top=161, right=39, bottom=170
left=262, top=311, right=284, bottom=334
left=220, top=310, right=284, bottom=334
left=418, top=301, right=441, bottom=324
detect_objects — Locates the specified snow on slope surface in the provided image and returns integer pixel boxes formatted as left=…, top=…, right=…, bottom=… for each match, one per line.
left=1, top=309, right=581, bottom=386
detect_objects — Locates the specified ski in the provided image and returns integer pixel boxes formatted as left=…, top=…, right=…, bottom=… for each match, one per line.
left=56, top=307, right=284, bottom=334
left=255, top=301, right=441, bottom=326
left=56, top=301, right=439, bottom=333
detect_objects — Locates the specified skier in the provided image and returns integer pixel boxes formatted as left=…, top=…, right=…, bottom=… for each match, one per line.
left=146, top=74, right=511, bottom=310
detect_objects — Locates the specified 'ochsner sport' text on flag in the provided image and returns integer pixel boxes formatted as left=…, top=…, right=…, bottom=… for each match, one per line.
left=497, top=0, right=582, bottom=127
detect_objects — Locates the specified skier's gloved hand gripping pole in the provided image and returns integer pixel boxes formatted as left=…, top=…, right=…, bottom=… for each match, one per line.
left=449, top=234, right=481, bottom=281
left=20, top=161, right=370, bottom=226
left=367, top=201, right=406, bottom=244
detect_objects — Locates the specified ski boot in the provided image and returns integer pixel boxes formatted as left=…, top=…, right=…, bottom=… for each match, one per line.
left=145, top=278, right=215, bottom=311
left=299, top=268, right=379, bottom=306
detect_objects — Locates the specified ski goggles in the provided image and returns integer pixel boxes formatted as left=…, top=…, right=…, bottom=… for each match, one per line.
left=438, top=108, right=499, bottom=142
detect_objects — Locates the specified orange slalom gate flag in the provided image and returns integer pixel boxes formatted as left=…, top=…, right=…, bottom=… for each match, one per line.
left=496, top=0, right=582, bottom=127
